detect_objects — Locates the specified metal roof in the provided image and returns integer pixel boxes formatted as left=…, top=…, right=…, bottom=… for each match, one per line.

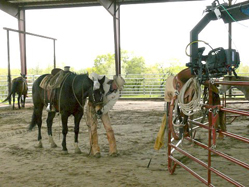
left=4, top=0, right=200, bottom=9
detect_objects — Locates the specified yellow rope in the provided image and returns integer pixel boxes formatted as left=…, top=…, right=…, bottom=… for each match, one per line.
left=185, top=40, right=213, bottom=57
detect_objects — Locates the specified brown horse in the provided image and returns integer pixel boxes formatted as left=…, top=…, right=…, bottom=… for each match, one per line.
left=2, top=74, right=28, bottom=109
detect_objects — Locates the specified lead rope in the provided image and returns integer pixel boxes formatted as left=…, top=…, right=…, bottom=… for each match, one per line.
left=72, top=75, right=85, bottom=109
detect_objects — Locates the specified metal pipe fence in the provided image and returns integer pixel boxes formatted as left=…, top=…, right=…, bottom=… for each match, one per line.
left=0, top=74, right=168, bottom=101
left=0, top=74, right=40, bottom=102
left=0, top=73, right=248, bottom=102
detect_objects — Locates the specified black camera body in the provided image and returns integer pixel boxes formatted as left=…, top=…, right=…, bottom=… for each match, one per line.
left=205, top=47, right=240, bottom=78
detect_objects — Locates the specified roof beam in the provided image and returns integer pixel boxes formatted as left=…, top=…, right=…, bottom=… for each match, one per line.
left=6, top=0, right=100, bottom=10
left=0, top=0, right=18, bottom=18
left=98, top=0, right=118, bottom=16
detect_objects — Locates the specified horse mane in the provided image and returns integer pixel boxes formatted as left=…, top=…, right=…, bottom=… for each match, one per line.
left=70, top=72, right=89, bottom=77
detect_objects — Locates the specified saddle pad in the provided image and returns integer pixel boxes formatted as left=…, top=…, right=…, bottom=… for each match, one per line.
left=39, top=75, right=53, bottom=89
left=164, top=75, right=176, bottom=102
left=39, top=71, right=70, bottom=90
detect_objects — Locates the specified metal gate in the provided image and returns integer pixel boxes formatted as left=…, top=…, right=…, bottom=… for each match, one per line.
left=167, top=80, right=249, bottom=186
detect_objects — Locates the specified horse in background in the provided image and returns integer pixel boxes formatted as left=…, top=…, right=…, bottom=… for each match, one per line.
left=219, top=76, right=249, bottom=100
left=28, top=69, right=105, bottom=154
left=2, top=74, right=28, bottom=109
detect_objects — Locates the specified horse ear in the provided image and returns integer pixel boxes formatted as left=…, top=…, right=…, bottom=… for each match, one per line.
left=99, top=76, right=105, bottom=84
left=87, top=76, right=93, bottom=82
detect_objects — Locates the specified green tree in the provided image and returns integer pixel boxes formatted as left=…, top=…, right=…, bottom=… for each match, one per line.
left=92, top=53, right=115, bottom=75
left=91, top=50, right=146, bottom=76
left=123, top=56, right=145, bottom=75
left=237, top=63, right=249, bottom=76
left=120, top=50, right=146, bottom=75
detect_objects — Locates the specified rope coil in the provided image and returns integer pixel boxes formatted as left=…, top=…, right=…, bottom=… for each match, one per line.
left=178, top=77, right=202, bottom=116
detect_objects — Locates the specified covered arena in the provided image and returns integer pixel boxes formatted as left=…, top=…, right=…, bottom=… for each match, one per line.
left=1, top=0, right=249, bottom=186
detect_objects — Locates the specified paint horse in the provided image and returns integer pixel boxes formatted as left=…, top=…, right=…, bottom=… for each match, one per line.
left=28, top=69, right=105, bottom=153
left=2, top=74, right=28, bottom=109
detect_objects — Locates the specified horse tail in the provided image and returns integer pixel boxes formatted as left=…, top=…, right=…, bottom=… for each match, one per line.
left=2, top=80, right=19, bottom=102
left=2, top=85, right=16, bottom=103
left=2, top=79, right=22, bottom=103
left=2, top=93, right=12, bottom=103
left=28, top=115, right=37, bottom=131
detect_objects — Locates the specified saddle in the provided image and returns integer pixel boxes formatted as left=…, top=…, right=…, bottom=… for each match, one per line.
left=173, top=68, right=195, bottom=103
left=174, top=68, right=225, bottom=136
left=173, top=68, right=219, bottom=100
left=39, top=68, right=71, bottom=111
left=173, top=68, right=193, bottom=91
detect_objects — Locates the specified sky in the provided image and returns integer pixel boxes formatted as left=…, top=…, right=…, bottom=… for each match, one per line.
left=0, top=0, right=249, bottom=71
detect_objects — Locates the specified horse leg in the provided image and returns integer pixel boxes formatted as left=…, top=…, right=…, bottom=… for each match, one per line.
left=101, top=113, right=118, bottom=156
left=20, top=95, right=23, bottom=107
left=86, top=104, right=100, bottom=157
left=21, top=94, right=26, bottom=108
left=12, top=93, right=15, bottom=109
left=17, top=94, right=21, bottom=109
left=30, top=105, right=44, bottom=148
left=61, top=113, right=69, bottom=153
left=73, top=111, right=83, bottom=154
left=46, top=112, right=57, bottom=148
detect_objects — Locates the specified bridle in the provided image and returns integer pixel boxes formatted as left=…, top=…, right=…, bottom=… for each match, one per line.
left=92, top=79, right=104, bottom=106
left=92, top=90, right=104, bottom=106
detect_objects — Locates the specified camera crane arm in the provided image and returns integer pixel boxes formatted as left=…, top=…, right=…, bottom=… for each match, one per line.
left=188, top=0, right=249, bottom=77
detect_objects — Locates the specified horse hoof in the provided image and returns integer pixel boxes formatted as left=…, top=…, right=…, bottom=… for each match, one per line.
left=109, top=152, right=119, bottom=157
left=51, top=143, right=58, bottom=148
left=34, top=142, right=43, bottom=148
left=27, top=126, right=32, bottom=131
left=62, top=150, right=68, bottom=155
left=93, top=152, right=101, bottom=158
left=27, top=125, right=35, bottom=131
left=75, top=148, right=82, bottom=154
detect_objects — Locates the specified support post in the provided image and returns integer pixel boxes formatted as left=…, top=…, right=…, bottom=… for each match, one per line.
left=53, top=39, right=56, bottom=68
left=98, top=0, right=121, bottom=75
left=18, top=9, right=27, bottom=76
left=7, top=30, right=11, bottom=105
left=113, top=2, right=121, bottom=75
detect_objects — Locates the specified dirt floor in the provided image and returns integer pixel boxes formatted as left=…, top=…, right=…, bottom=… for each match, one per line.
left=0, top=100, right=248, bottom=187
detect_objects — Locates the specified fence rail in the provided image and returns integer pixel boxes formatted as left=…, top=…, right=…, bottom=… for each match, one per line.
left=1, top=73, right=248, bottom=102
